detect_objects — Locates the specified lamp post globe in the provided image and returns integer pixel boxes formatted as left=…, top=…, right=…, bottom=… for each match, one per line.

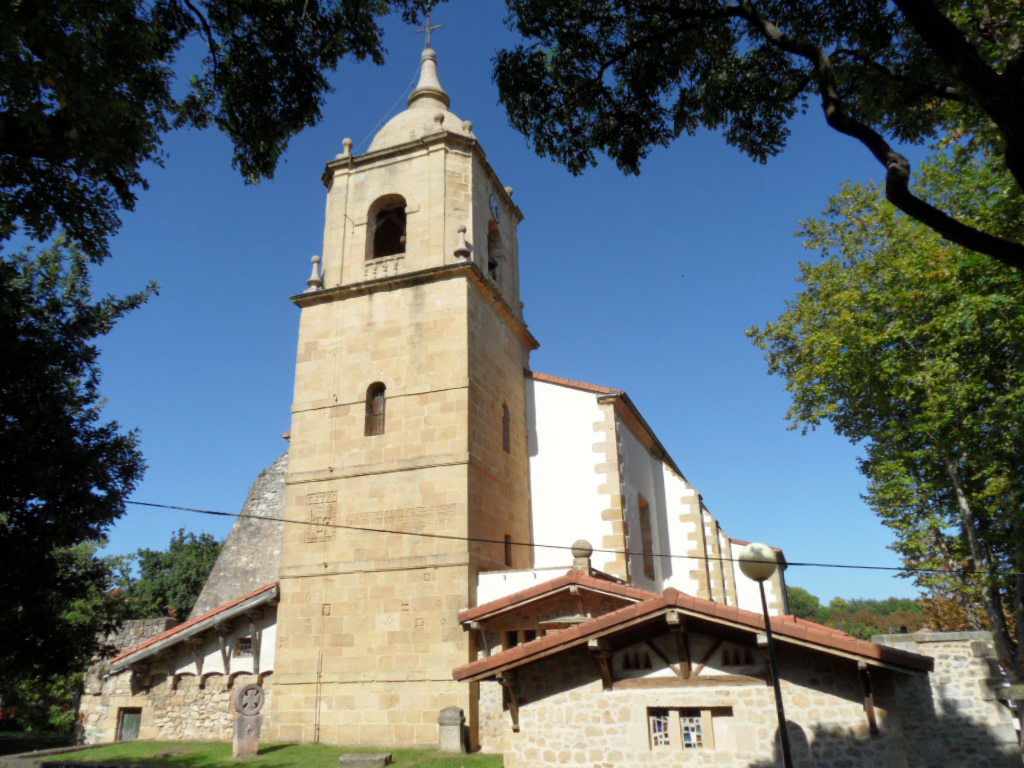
left=738, top=541, right=792, bottom=768
left=738, top=542, right=779, bottom=582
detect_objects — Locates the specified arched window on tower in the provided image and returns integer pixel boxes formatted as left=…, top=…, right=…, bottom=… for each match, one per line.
left=502, top=403, right=511, bottom=453
left=487, top=222, right=502, bottom=281
left=365, top=382, right=386, bottom=436
left=370, top=197, right=406, bottom=259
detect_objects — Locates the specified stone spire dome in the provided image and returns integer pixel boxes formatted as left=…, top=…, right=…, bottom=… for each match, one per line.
left=367, top=46, right=471, bottom=152
left=408, top=47, right=451, bottom=109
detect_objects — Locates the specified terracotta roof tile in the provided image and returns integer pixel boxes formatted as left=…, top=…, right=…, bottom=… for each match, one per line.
left=527, top=371, right=622, bottom=396
left=454, top=588, right=932, bottom=682
left=110, top=583, right=277, bottom=664
left=459, top=569, right=657, bottom=623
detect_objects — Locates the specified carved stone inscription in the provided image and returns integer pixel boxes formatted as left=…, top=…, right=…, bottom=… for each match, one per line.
left=340, top=504, right=456, bottom=533
left=305, top=491, right=337, bottom=542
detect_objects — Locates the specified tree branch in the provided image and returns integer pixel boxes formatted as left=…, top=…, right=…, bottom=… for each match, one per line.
left=180, top=0, right=221, bottom=71
left=736, top=0, right=1024, bottom=270
left=892, top=0, right=1024, bottom=187
left=831, top=47, right=966, bottom=103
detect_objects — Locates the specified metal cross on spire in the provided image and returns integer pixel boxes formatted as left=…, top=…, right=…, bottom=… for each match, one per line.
left=413, top=14, right=445, bottom=48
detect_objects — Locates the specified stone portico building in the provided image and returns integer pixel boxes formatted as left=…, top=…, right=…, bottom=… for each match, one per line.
left=77, top=45, right=1020, bottom=766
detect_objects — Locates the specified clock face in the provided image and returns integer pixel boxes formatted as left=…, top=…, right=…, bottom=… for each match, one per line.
left=489, top=193, right=501, bottom=222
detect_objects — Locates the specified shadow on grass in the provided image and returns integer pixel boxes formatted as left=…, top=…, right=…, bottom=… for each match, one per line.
left=42, top=742, right=501, bottom=768
left=0, top=733, right=73, bottom=757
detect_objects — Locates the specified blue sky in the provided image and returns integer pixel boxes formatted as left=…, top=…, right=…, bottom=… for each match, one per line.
left=88, top=2, right=928, bottom=603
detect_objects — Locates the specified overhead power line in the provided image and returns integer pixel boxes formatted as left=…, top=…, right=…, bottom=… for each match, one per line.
left=126, top=499, right=1013, bottom=579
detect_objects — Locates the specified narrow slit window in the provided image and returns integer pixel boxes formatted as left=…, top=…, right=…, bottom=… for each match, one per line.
left=502, top=404, right=511, bottom=453
left=504, top=534, right=513, bottom=566
left=365, top=382, right=386, bottom=436
left=638, top=495, right=655, bottom=580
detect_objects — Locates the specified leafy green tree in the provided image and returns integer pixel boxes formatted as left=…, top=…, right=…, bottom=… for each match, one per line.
left=786, top=586, right=925, bottom=638
left=1, top=0, right=434, bottom=260
left=127, top=529, right=223, bottom=618
left=494, top=0, right=1024, bottom=268
left=0, top=241, right=152, bottom=703
left=749, top=151, right=1024, bottom=680
left=1, top=542, right=134, bottom=732
left=786, top=585, right=823, bottom=620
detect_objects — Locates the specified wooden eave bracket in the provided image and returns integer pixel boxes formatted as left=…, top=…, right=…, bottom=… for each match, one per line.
left=588, top=638, right=614, bottom=690
left=858, top=661, right=880, bottom=735
left=643, top=638, right=687, bottom=680
left=468, top=621, right=491, bottom=658
left=692, top=638, right=723, bottom=679
left=497, top=671, right=521, bottom=732
left=666, top=613, right=693, bottom=678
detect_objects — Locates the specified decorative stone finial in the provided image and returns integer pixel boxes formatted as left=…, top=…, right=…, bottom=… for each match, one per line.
left=463, top=120, right=473, bottom=134
left=504, top=186, right=514, bottom=197
left=334, top=137, right=354, bottom=161
left=408, top=47, right=451, bottom=110
left=453, top=224, right=471, bottom=260
left=571, top=539, right=593, bottom=572
left=305, top=254, right=323, bottom=292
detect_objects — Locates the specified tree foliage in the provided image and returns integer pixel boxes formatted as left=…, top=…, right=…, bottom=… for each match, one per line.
left=0, top=241, right=153, bottom=700
left=0, top=0, right=434, bottom=260
left=494, top=0, right=1024, bottom=268
left=0, top=542, right=134, bottom=732
left=751, top=152, right=1024, bottom=679
left=787, top=586, right=925, bottom=640
left=126, top=528, right=223, bottom=619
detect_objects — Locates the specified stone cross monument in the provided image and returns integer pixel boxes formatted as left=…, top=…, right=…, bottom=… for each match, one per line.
left=233, top=683, right=265, bottom=758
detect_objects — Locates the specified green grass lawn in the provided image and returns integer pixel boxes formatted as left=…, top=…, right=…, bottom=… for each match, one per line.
left=0, top=732, right=73, bottom=757
left=40, top=741, right=502, bottom=768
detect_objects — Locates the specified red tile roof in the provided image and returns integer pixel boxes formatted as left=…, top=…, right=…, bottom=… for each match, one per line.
left=453, top=586, right=932, bottom=681
left=527, top=371, right=622, bottom=396
left=110, top=583, right=278, bottom=665
left=460, top=569, right=658, bottom=623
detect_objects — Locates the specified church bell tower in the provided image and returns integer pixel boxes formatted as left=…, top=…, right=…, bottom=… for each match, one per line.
left=269, top=46, right=537, bottom=746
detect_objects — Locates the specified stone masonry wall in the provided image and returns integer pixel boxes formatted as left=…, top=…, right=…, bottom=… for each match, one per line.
left=492, top=636, right=1020, bottom=768
left=78, top=671, right=269, bottom=744
left=875, top=630, right=1019, bottom=767
left=100, top=618, right=180, bottom=655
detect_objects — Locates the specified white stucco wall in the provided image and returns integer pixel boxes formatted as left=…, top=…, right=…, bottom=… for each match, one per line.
left=526, top=378, right=608, bottom=569
left=525, top=374, right=786, bottom=616
left=616, top=417, right=670, bottom=592
left=159, top=612, right=277, bottom=677
left=729, top=539, right=786, bottom=615
left=477, top=567, right=573, bottom=605
left=660, top=469, right=703, bottom=596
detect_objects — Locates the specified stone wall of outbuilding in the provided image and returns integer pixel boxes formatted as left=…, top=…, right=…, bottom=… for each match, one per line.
left=100, top=618, right=180, bottom=655
left=875, top=630, right=1019, bottom=766
left=491, top=638, right=1020, bottom=768
left=78, top=671, right=271, bottom=744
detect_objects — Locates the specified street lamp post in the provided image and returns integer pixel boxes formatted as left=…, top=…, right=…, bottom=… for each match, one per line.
left=738, top=542, right=793, bottom=768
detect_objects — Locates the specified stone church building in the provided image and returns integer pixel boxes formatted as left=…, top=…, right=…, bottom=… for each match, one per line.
left=78, top=47, right=1020, bottom=767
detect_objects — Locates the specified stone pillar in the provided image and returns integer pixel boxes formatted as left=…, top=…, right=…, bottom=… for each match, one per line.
left=437, top=706, right=466, bottom=753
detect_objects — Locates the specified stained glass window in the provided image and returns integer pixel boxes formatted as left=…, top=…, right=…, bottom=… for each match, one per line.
left=649, top=709, right=672, bottom=747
